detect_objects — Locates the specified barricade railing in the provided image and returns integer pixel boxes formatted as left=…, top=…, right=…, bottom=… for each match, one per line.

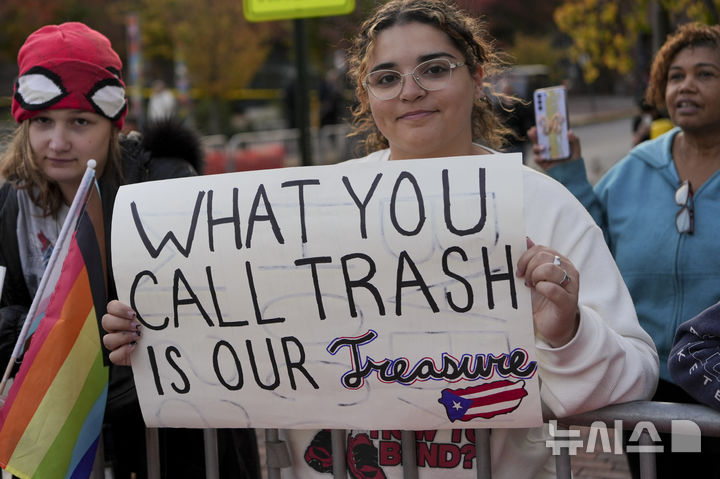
left=548, top=401, right=720, bottom=479
left=114, top=400, right=720, bottom=479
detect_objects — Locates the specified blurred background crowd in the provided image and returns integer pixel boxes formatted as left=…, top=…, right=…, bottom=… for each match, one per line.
left=0, top=0, right=718, bottom=170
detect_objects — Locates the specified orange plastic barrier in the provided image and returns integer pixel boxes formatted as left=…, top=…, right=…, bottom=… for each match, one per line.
left=232, top=143, right=285, bottom=172
left=203, top=143, right=286, bottom=175
left=203, top=150, right=229, bottom=175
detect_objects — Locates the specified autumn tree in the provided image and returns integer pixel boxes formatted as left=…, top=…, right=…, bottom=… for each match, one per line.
left=555, top=0, right=720, bottom=84
left=0, top=0, right=63, bottom=65
left=129, top=0, right=281, bottom=133
left=0, top=0, right=127, bottom=97
left=456, top=0, right=565, bottom=47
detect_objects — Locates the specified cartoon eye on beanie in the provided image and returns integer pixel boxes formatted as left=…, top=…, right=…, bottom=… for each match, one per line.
left=12, top=22, right=128, bottom=129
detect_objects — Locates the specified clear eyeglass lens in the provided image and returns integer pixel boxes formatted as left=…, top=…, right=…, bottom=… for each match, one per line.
left=414, top=59, right=454, bottom=90
left=675, top=181, right=690, bottom=206
left=676, top=207, right=692, bottom=234
left=366, top=71, right=401, bottom=89
left=364, top=58, right=457, bottom=100
left=674, top=180, right=693, bottom=234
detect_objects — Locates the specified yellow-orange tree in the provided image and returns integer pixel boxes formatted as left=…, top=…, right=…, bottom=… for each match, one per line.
left=555, top=0, right=720, bottom=84
left=138, top=0, right=279, bottom=100
left=0, top=0, right=123, bottom=67
left=127, top=0, right=286, bottom=133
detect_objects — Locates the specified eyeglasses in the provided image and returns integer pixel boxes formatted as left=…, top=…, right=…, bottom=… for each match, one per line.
left=363, top=58, right=466, bottom=101
left=675, top=180, right=694, bottom=234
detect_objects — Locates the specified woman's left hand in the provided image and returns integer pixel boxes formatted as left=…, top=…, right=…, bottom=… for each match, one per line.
left=516, top=237, right=580, bottom=347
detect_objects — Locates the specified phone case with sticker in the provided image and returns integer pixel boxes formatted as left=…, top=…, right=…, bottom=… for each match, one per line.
left=533, top=86, right=570, bottom=161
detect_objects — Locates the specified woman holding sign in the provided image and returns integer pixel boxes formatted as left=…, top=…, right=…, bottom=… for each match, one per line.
left=0, top=22, right=259, bottom=479
left=103, top=0, right=658, bottom=477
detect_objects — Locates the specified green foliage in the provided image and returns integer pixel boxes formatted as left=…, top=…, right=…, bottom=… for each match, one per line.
left=508, top=34, right=566, bottom=80
left=305, top=0, right=383, bottom=70
left=555, top=0, right=720, bottom=84
left=0, top=0, right=122, bottom=63
left=661, top=0, right=720, bottom=24
left=135, top=0, right=280, bottom=97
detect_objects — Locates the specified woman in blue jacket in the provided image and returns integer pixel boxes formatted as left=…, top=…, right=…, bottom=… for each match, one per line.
left=530, top=22, right=720, bottom=479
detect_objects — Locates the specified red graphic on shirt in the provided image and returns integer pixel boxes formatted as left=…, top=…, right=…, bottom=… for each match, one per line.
left=346, top=433, right=386, bottom=479
left=37, top=230, right=51, bottom=253
left=304, top=429, right=333, bottom=473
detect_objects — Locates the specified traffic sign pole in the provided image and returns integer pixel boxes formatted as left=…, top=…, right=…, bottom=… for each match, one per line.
left=244, top=0, right=356, bottom=167
left=293, top=19, right=313, bottom=166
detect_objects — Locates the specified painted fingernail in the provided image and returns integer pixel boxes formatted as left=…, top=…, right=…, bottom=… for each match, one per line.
left=126, top=309, right=136, bottom=320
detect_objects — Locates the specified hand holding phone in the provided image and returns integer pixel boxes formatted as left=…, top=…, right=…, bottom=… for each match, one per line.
left=533, top=86, right=570, bottom=161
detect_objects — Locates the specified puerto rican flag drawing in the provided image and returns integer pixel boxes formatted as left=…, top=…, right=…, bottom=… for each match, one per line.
left=438, top=379, right=528, bottom=421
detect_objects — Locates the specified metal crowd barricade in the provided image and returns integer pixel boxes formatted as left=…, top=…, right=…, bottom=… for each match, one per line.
left=316, top=123, right=352, bottom=165
left=231, top=400, right=717, bottom=479
left=549, top=401, right=720, bottom=479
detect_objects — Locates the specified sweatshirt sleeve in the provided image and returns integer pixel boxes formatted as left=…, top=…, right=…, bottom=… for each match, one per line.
left=523, top=169, right=659, bottom=417
left=668, top=302, right=720, bottom=411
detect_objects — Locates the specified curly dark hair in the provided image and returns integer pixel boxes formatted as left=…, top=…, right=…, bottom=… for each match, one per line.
left=645, top=22, right=720, bottom=110
left=346, top=0, right=514, bottom=154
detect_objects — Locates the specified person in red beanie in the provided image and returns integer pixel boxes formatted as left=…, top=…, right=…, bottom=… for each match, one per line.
left=12, top=22, right=128, bottom=129
left=0, top=22, right=260, bottom=478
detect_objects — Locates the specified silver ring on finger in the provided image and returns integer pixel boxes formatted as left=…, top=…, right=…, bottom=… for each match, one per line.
left=553, top=255, right=561, bottom=266
left=559, top=269, right=571, bottom=287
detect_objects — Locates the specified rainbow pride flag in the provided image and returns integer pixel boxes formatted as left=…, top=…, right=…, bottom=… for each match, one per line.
left=0, top=197, right=109, bottom=478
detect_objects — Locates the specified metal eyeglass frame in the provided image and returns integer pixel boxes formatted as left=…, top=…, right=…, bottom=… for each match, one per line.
left=363, top=58, right=466, bottom=101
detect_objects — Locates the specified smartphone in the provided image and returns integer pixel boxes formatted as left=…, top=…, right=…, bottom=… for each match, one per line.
left=533, top=86, right=570, bottom=161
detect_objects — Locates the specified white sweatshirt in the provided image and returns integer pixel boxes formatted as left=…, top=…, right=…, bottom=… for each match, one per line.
left=281, top=150, right=658, bottom=479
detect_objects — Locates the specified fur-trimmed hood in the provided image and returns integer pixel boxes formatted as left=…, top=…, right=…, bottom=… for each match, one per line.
left=112, top=118, right=202, bottom=206
left=140, top=118, right=204, bottom=173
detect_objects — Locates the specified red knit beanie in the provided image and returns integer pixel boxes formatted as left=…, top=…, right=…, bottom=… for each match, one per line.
left=12, top=22, right=128, bottom=129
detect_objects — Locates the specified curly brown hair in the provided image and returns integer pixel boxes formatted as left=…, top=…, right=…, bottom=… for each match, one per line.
left=0, top=121, right=122, bottom=216
left=646, top=22, right=720, bottom=110
left=346, top=0, right=513, bottom=155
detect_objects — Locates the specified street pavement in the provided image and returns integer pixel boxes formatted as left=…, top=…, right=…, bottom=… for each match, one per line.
left=524, top=94, right=639, bottom=184
left=568, top=94, right=638, bottom=183
left=568, top=95, right=638, bottom=127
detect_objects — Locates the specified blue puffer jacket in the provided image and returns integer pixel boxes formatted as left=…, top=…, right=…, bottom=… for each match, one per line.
left=546, top=127, right=720, bottom=382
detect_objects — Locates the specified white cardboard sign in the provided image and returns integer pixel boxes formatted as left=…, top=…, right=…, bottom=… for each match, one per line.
left=111, top=153, right=542, bottom=430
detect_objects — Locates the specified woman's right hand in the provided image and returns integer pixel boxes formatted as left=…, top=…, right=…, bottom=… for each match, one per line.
left=102, top=300, right=141, bottom=366
left=527, top=126, right=582, bottom=171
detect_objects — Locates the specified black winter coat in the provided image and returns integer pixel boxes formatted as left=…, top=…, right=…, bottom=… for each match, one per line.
left=0, top=119, right=202, bottom=406
left=0, top=122, right=260, bottom=479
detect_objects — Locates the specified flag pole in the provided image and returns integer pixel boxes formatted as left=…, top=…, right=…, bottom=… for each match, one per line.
left=0, top=160, right=98, bottom=396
